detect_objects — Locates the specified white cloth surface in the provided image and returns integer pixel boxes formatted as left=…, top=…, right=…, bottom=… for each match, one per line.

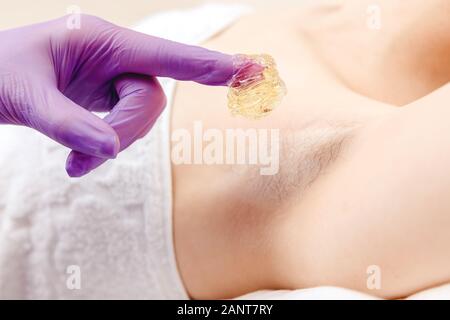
left=0, top=3, right=251, bottom=299
left=237, top=284, right=450, bottom=300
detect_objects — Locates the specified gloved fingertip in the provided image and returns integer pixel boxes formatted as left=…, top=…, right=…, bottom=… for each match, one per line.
left=66, top=152, right=91, bottom=178
left=55, top=116, right=121, bottom=159
left=229, top=54, right=266, bottom=87
left=98, top=133, right=120, bottom=159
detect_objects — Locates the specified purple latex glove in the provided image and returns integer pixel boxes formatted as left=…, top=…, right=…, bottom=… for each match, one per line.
left=0, top=15, right=243, bottom=177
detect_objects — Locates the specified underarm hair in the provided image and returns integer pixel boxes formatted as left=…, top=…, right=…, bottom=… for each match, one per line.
left=234, top=121, right=358, bottom=209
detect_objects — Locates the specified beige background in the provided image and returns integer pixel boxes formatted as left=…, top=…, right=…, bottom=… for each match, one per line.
left=1, top=0, right=299, bottom=29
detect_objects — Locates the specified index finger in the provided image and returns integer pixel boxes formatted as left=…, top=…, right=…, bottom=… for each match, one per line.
left=113, top=27, right=262, bottom=86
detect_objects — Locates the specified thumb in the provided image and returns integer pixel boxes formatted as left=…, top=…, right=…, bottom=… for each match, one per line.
left=32, top=88, right=120, bottom=159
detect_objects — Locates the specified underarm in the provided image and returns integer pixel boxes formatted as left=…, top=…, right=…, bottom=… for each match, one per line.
left=274, top=86, right=450, bottom=298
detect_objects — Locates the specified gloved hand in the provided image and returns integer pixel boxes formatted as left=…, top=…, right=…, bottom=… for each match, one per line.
left=0, top=14, right=245, bottom=177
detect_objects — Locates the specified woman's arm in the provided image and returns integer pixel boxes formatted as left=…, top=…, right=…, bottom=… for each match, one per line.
left=276, top=84, right=450, bottom=299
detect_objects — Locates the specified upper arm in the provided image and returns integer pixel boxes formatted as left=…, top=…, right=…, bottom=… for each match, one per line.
left=277, top=84, right=450, bottom=298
